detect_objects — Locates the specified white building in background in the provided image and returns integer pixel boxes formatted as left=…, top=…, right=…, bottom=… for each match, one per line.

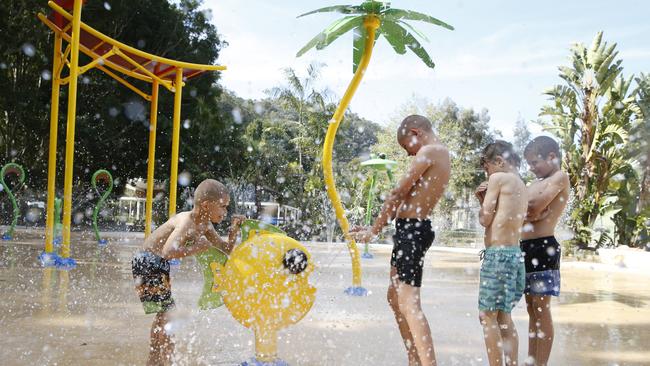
left=117, top=178, right=166, bottom=229
left=237, top=201, right=301, bottom=226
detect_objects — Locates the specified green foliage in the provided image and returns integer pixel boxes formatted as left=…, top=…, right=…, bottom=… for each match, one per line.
left=539, top=32, right=645, bottom=248
left=0, top=0, right=227, bottom=215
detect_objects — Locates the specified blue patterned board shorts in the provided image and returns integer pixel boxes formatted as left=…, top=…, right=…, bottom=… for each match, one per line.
left=478, top=246, right=525, bottom=313
left=520, top=236, right=561, bottom=296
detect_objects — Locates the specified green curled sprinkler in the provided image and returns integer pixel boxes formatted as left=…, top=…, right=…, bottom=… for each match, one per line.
left=360, top=153, right=396, bottom=258
left=1, top=163, right=26, bottom=241
left=91, top=169, right=113, bottom=245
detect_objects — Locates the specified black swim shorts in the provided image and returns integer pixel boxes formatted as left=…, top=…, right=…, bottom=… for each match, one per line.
left=391, top=218, right=435, bottom=287
left=520, top=236, right=561, bottom=296
left=132, top=251, right=175, bottom=314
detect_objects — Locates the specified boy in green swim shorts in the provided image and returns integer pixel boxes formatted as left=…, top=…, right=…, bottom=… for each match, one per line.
left=132, top=179, right=244, bottom=366
left=475, top=140, right=527, bottom=366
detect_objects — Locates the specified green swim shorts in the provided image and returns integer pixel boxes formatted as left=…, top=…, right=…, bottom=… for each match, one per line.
left=478, top=246, right=525, bottom=313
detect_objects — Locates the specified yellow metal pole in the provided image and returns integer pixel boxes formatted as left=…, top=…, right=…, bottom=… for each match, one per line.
left=60, top=0, right=84, bottom=263
left=322, top=16, right=380, bottom=289
left=168, top=68, right=183, bottom=218
left=145, top=80, right=159, bottom=237
left=44, top=33, right=63, bottom=255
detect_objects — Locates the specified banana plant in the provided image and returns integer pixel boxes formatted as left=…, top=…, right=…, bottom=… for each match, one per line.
left=296, top=1, right=453, bottom=294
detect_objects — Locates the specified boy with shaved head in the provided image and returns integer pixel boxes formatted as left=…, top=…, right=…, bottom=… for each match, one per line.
left=132, top=179, right=244, bottom=365
left=353, top=114, right=451, bottom=366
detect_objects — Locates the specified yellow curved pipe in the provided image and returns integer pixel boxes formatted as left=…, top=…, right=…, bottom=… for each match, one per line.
left=322, top=15, right=380, bottom=288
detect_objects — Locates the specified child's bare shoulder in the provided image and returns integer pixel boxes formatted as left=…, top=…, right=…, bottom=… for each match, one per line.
left=551, top=170, right=570, bottom=184
left=488, top=172, right=508, bottom=183
left=418, top=143, right=450, bottom=163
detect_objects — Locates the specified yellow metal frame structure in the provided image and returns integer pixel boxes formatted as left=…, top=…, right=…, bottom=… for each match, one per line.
left=39, top=0, right=226, bottom=262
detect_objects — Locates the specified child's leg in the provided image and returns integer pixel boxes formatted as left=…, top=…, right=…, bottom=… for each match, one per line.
left=497, top=311, right=519, bottom=366
left=525, top=294, right=537, bottom=364
left=479, top=310, right=503, bottom=366
left=531, top=295, right=553, bottom=366
left=396, top=280, right=436, bottom=366
left=388, top=266, right=421, bottom=366
left=149, top=311, right=174, bottom=366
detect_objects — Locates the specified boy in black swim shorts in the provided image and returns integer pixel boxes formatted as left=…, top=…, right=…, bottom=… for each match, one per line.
left=352, top=115, right=451, bottom=366
left=132, top=251, right=174, bottom=314
left=521, top=136, right=570, bottom=366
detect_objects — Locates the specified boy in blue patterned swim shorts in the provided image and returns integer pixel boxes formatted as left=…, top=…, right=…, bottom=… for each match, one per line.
left=475, top=141, right=528, bottom=366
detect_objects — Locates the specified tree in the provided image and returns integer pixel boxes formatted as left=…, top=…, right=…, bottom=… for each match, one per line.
left=1, top=0, right=230, bottom=221
left=539, top=32, right=643, bottom=248
left=630, top=73, right=650, bottom=247
left=268, top=63, right=329, bottom=172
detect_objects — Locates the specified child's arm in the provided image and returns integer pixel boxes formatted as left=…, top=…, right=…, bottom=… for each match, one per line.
left=478, top=174, right=501, bottom=228
left=203, top=215, right=245, bottom=254
left=526, top=172, right=569, bottom=220
left=160, top=225, right=212, bottom=259
left=526, top=207, right=552, bottom=222
left=368, top=148, right=433, bottom=236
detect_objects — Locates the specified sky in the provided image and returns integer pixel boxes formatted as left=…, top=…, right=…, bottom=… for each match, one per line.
left=202, top=0, right=650, bottom=139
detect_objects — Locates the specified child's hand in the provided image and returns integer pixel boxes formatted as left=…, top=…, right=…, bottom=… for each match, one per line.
left=349, top=225, right=368, bottom=233
left=352, top=230, right=374, bottom=243
left=230, top=215, right=246, bottom=229
left=475, top=182, right=488, bottom=201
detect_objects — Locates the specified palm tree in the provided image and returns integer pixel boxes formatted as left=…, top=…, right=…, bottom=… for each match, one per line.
left=268, top=64, right=329, bottom=198
left=296, top=1, right=453, bottom=293
left=540, top=32, right=643, bottom=248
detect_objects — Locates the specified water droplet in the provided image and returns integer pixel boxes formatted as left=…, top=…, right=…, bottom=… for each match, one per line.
left=104, top=2, right=111, bottom=10
left=21, top=43, right=36, bottom=57
left=178, top=172, right=191, bottom=187
left=123, top=101, right=145, bottom=121
left=254, top=102, right=264, bottom=115
left=232, top=107, right=242, bottom=124
left=41, top=70, right=52, bottom=80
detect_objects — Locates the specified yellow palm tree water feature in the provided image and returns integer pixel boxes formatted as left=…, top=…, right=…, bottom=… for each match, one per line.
left=296, top=1, right=453, bottom=295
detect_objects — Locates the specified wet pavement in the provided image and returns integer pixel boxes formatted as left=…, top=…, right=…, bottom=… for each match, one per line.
left=1, top=230, right=649, bottom=365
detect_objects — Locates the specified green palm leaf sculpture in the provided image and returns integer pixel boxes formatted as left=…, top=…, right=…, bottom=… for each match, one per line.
left=297, top=1, right=453, bottom=72
left=296, top=1, right=453, bottom=295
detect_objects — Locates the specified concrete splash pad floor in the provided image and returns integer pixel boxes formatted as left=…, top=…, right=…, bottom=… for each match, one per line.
left=1, top=231, right=649, bottom=365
